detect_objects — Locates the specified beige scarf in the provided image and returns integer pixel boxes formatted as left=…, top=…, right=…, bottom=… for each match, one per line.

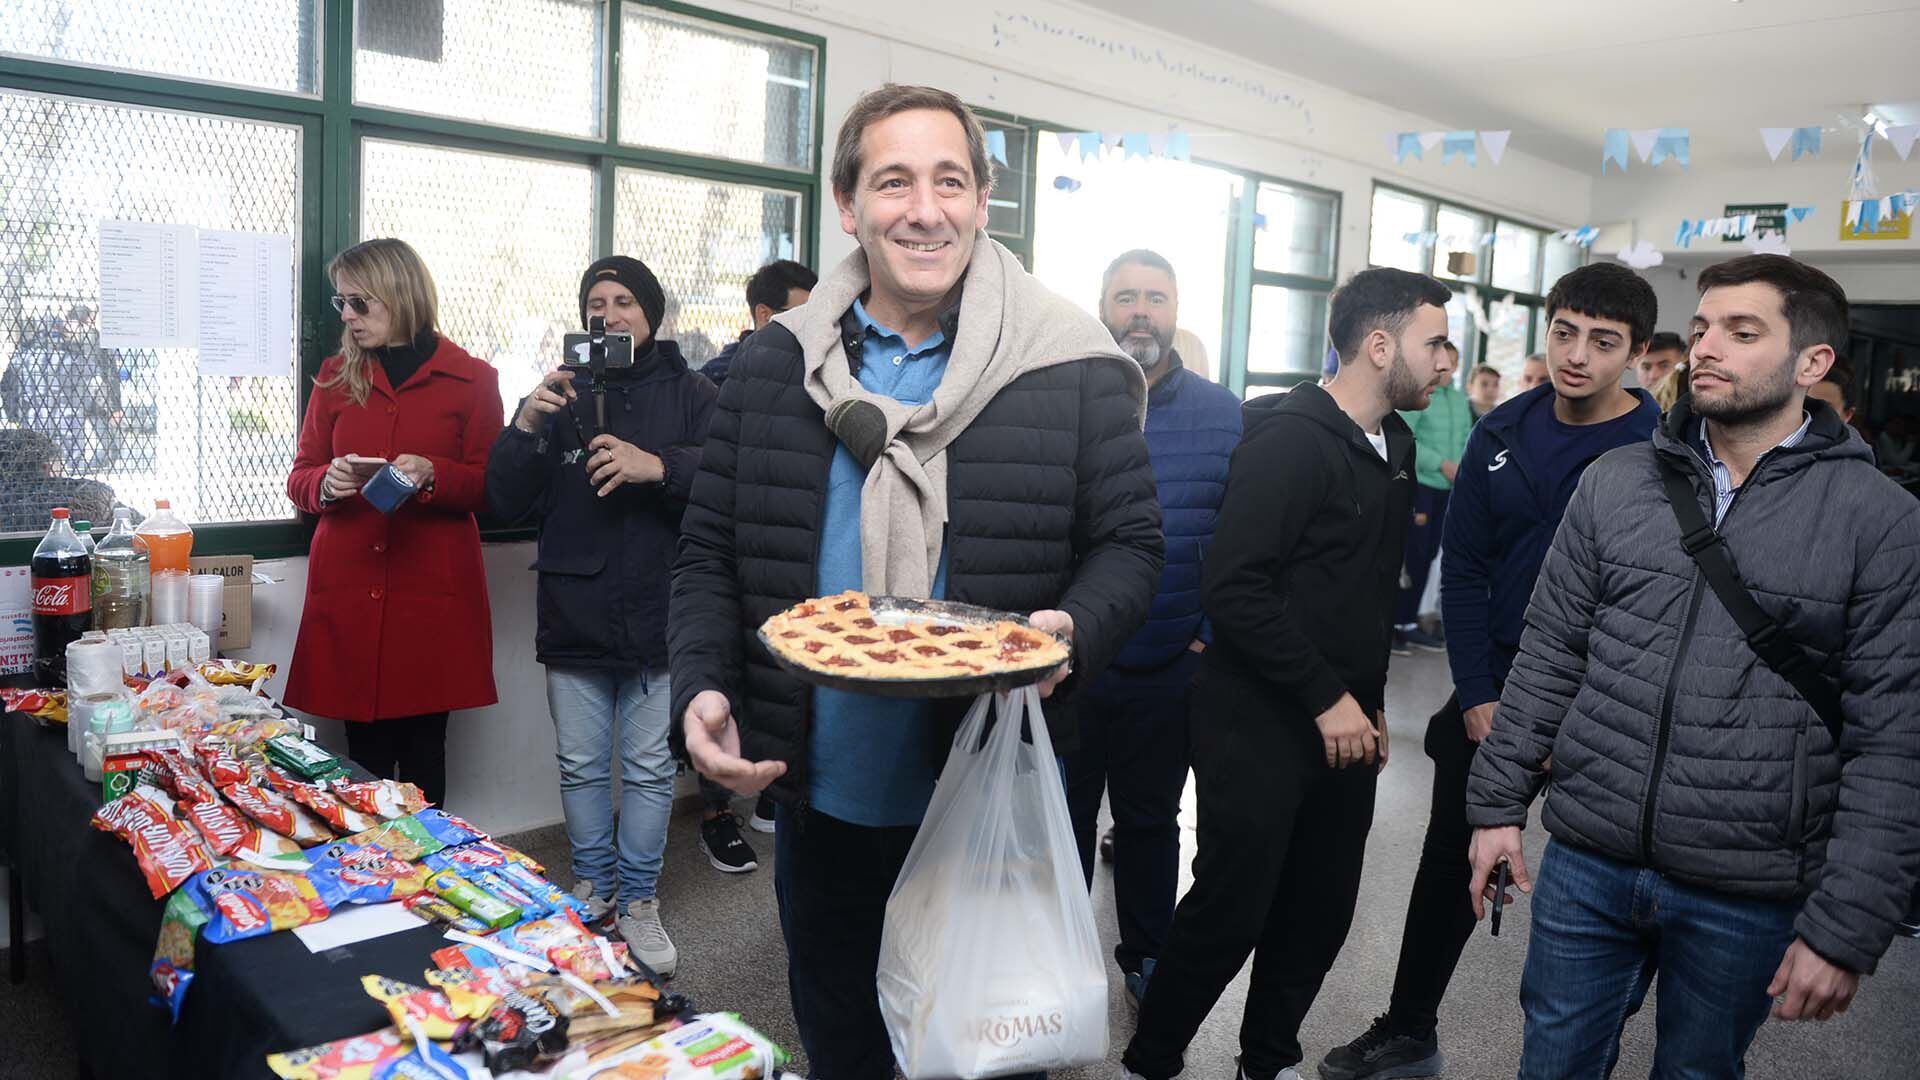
left=773, top=234, right=1144, bottom=598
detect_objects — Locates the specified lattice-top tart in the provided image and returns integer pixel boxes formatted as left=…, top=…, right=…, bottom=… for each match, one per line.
left=759, top=591, right=1069, bottom=681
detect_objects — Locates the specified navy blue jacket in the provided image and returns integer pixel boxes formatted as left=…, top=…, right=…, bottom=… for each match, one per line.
left=1441, top=384, right=1659, bottom=709
left=700, top=330, right=751, bottom=390
left=485, top=339, right=717, bottom=670
left=1108, top=355, right=1242, bottom=673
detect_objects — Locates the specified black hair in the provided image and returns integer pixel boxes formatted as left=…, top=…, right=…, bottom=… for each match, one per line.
left=1101, top=248, right=1178, bottom=296
left=1646, top=331, right=1687, bottom=355
left=1327, top=267, right=1452, bottom=363
left=745, top=260, right=818, bottom=314
left=1821, top=352, right=1859, bottom=411
left=1695, top=254, right=1850, bottom=358
left=1544, top=263, right=1658, bottom=349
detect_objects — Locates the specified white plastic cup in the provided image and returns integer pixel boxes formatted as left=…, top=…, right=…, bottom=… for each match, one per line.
left=152, top=569, right=190, bottom=626
left=188, top=574, right=224, bottom=643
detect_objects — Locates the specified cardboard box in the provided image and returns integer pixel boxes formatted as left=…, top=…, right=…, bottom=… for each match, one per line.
left=188, top=555, right=254, bottom=651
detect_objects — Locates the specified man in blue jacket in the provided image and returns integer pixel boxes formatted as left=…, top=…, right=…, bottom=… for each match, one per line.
left=1065, top=249, right=1241, bottom=1008
left=1320, top=262, right=1660, bottom=1079
left=485, top=255, right=718, bottom=977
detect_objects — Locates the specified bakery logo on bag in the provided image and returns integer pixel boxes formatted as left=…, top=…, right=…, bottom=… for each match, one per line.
left=965, top=1010, right=1068, bottom=1049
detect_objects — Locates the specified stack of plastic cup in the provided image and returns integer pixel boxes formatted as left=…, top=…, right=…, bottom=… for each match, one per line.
left=188, top=574, right=225, bottom=647
left=152, top=569, right=190, bottom=626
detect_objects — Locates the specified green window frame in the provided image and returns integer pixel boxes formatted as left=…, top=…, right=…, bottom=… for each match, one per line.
left=0, top=0, right=823, bottom=564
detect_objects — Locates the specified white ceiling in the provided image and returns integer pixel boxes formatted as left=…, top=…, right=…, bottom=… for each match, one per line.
left=1070, top=0, right=1920, bottom=171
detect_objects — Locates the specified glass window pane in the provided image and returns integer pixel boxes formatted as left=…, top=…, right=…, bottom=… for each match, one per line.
left=1445, top=290, right=1479, bottom=365
left=0, top=90, right=303, bottom=535
left=1255, top=182, right=1337, bottom=280
left=619, top=2, right=816, bottom=170
left=1486, top=296, right=1532, bottom=379
left=1491, top=221, right=1541, bottom=294
left=613, top=167, right=802, bottom=368
left=1369, top=189, right=1429, bottom=271
left=1, top=0, right=319, bottom=95
left=982, top=119, right=1031, bottom=240
left=355, top=0, right=604, bottom=138
left=360, top=139, right=594, bottom=416
left=1533, top=305, right=1549, bottom=356
left=1033, top=136, right=1238, bottom=382
left=1542, top=236, right=1584, bottom=293
left=1247, top=285, right=1328, bottom=376
left=1435, top=206, right=1489, bottom=283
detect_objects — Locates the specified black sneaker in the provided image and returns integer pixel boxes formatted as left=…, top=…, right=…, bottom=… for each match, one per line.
left=1317, top=1015, right=1442, bottom=1080
left=749, top=794, right=776, bottom=834
left=1400, top=627, right=1447, bottom=654
left=699, top=812, right=759, bottom=873
left=1390, top=631, right=1412, bottom=657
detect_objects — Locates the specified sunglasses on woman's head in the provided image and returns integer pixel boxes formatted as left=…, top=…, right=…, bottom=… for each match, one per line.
left=330, top=294, right=374, bottom=316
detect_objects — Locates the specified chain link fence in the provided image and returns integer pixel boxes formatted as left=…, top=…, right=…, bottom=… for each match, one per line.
left=619, top=2, right=815, bottom=171
left=0, top=0, right=319, bottom=96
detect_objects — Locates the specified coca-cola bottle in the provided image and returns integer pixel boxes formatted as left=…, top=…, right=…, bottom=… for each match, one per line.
left=31, top=507, right=92, bottom=686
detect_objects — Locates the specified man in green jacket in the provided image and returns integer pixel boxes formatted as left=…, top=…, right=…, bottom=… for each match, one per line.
left=1393, top=341, right=1472, bottom=654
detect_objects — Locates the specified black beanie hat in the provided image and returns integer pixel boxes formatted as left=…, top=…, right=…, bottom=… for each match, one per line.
left=578, top=255, right=666, bottom=335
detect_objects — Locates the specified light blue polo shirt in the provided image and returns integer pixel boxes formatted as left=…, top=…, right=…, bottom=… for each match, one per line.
left=808, top=299, right=953, bottom=827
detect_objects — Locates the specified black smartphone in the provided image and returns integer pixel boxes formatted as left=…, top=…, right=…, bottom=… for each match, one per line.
left=561, top=330, right=634, bottom=370
left=1491, top=858, right=1512, bottom=937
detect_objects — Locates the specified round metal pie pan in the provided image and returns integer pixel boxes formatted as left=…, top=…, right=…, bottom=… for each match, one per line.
left=755, top=596, right=1071, bottom=699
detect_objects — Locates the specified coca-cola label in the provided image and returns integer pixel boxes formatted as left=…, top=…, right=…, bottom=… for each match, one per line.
left=32, top=575, right=91, bottom=615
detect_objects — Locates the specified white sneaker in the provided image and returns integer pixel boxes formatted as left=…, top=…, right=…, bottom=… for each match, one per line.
left=570, top=879, right=615, bottom=931
left=618, top=897, right=678, bottom=977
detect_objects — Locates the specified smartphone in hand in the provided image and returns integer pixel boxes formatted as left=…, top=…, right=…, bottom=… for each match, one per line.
left=343, top=454, right=389, bottom=477
left=1491, top=859, right=1512, bottom=937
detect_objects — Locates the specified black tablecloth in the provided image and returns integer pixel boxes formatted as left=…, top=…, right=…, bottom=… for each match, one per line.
left=3, top=710, right=453, bottom=1079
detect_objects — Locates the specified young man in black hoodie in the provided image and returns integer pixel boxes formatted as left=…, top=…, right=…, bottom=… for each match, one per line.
left=1121, top=267, right=1456, bottom=1080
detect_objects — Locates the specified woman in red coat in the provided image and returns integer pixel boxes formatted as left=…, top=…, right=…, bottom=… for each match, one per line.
left=285, top=237, right=502, bottom=804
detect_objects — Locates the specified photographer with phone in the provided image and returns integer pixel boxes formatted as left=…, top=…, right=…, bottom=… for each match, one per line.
left=286, top=238, right=502, bottom=807
left=485, top=255, right=717, bottom=975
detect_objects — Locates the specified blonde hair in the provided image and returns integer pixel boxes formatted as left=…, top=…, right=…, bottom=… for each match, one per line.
left=319, top=238, right=440, bottom=406
left=1653, top=364, right=1687, bottom=412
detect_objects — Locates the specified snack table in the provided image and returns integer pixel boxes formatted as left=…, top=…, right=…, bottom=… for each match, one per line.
left=2, top=705, right=453, bottom=1078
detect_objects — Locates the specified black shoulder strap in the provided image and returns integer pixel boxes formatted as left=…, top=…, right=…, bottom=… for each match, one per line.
left=1656, top=453, right=1844, bottom=742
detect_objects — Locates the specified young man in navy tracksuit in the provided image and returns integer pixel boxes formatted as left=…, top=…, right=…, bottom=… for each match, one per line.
left=1320, top=263, right=1663, bottom=1079
left=1064, top=249, right=1241, bottom=1007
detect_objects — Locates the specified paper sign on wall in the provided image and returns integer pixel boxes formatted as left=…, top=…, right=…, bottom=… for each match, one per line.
left=197, top=230, right=295, bottom=378
left=98, top=220, right=198, bottom=350
left=1840, top=201, right=1912, bottom=241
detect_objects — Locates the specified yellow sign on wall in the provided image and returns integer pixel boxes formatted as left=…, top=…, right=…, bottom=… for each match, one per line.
left=1839, top=201, right=1912, bottom=241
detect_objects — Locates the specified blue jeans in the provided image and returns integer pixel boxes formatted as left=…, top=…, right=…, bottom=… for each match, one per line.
left=545, top=666, right=675, bottom=903
left=1517, top=840, right=1798, bottom=1080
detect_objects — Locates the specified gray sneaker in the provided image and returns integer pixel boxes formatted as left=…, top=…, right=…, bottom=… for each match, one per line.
left=618, top=897, right=678, bottom=977
left=571, top=880, right=615, bottom=932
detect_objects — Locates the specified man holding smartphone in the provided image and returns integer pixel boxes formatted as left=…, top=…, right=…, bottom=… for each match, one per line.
left=486, top=255, right=717, bottom=976
left=1320, top=263, right=1661, bottom=1079
left=1121, top=267, right=1454, bottom=1080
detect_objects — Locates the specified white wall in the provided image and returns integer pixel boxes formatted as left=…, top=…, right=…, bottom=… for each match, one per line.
left=1592, top=156, right=1920, bottom=259
left=1634, top=253, right=1920, bottom=344
left=704, top=0, right=1594, bottom=279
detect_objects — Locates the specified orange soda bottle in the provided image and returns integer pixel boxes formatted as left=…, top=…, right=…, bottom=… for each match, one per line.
left=136, top=499, right=195, bottom=574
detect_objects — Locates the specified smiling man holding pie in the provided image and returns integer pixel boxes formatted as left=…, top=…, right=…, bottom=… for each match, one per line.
left=667, top=84, right=1162, bottom=1080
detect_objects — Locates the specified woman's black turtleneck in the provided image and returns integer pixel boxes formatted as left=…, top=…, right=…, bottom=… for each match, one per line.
left=374, top=328, right=439, bottom=391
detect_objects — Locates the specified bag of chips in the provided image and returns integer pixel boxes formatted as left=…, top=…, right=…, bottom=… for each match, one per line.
left=91, top=784, right=215, bottom=898
left=143, top=746, right=223, bottom=806
left=550, top=939, right=633, bottom=984
left=560, top=1013, right=789, bottom=1080
left=308, top=840, right=432, bottom=906
left=2, top=687, right=67, bottom=724
left=198, top=657, right=277, bottom=690
left=427, top=841, right=585, bottom=920
left=455, top=984, right=572, bottom=1074
left=183, top=797, right=255, bottom=857
left=342, top=810, right=481, bottom=862
left=267, top=1028, right=410, bottom=1080
left=362, top=975, right=468, bottom=1041
left=331, top=778, right=430, bottom=821
left=150, top=886, right=210, bottom=1022
left=425, top=964, right=528, bottom=1019
left=494, top=910, right=595, bottom=959
left=220, top=780, right=334, bottom=845
left=193, top=737, right=253, bottom=787
left=187, top=865, right=336, bottom=944
left=269, top=767, right=381, bottom=834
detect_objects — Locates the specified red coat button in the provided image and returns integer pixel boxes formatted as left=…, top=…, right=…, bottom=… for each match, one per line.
left=372, top=543, right=385, bottom=553
left=371, top=586, right=384, bottom=600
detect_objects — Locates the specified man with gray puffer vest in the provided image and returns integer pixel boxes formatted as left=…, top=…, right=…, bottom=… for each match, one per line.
left=1466, top=254, right=1920, bottom=1078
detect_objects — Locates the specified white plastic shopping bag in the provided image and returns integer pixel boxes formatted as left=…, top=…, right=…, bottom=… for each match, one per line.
left=878, top=686, right=1108, bottom=1079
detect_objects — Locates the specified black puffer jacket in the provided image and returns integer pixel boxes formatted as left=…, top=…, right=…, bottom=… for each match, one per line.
left=667, top=322, right=1163, bottom=807
left=1468, top=399, right=1920, bottom=974
left=486, top=339, right=717, bottom=670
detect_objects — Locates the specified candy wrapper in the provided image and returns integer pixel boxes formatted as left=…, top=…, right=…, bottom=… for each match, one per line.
left=2, top=687, right=67, bottom=724
left=267, top=1028, right=410, bottom=1080
left=187, top=865, right=336, bottom=944
left=220, top=779, right=334, bottom=845
left=551, top=939, right=633, bottom=984
left=268, top=767, right=381, bottom=834
left=151, top=886, right=210, bottom=1022
left=425, top=964, right=531, bottom=1018
left=332, top=778, right=430, bottom=821
left=309, top=840, right=432, bottom=906
left=343, top=810, right=482, bottom=862
left=199, top=657, right=277, bottom=690
left=403, top=893, right=491, bottom=936
left=455, top=984, right=572, bottom=1074
left=426, top=841, right=584, bottom=920
left=362, top=975, right=469, bottom=1041
left=563, top=1013, right=788, bottom=1080
left=426, top=869, right=521, bottom=930
left=91, top=784, right=216, bottom=898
